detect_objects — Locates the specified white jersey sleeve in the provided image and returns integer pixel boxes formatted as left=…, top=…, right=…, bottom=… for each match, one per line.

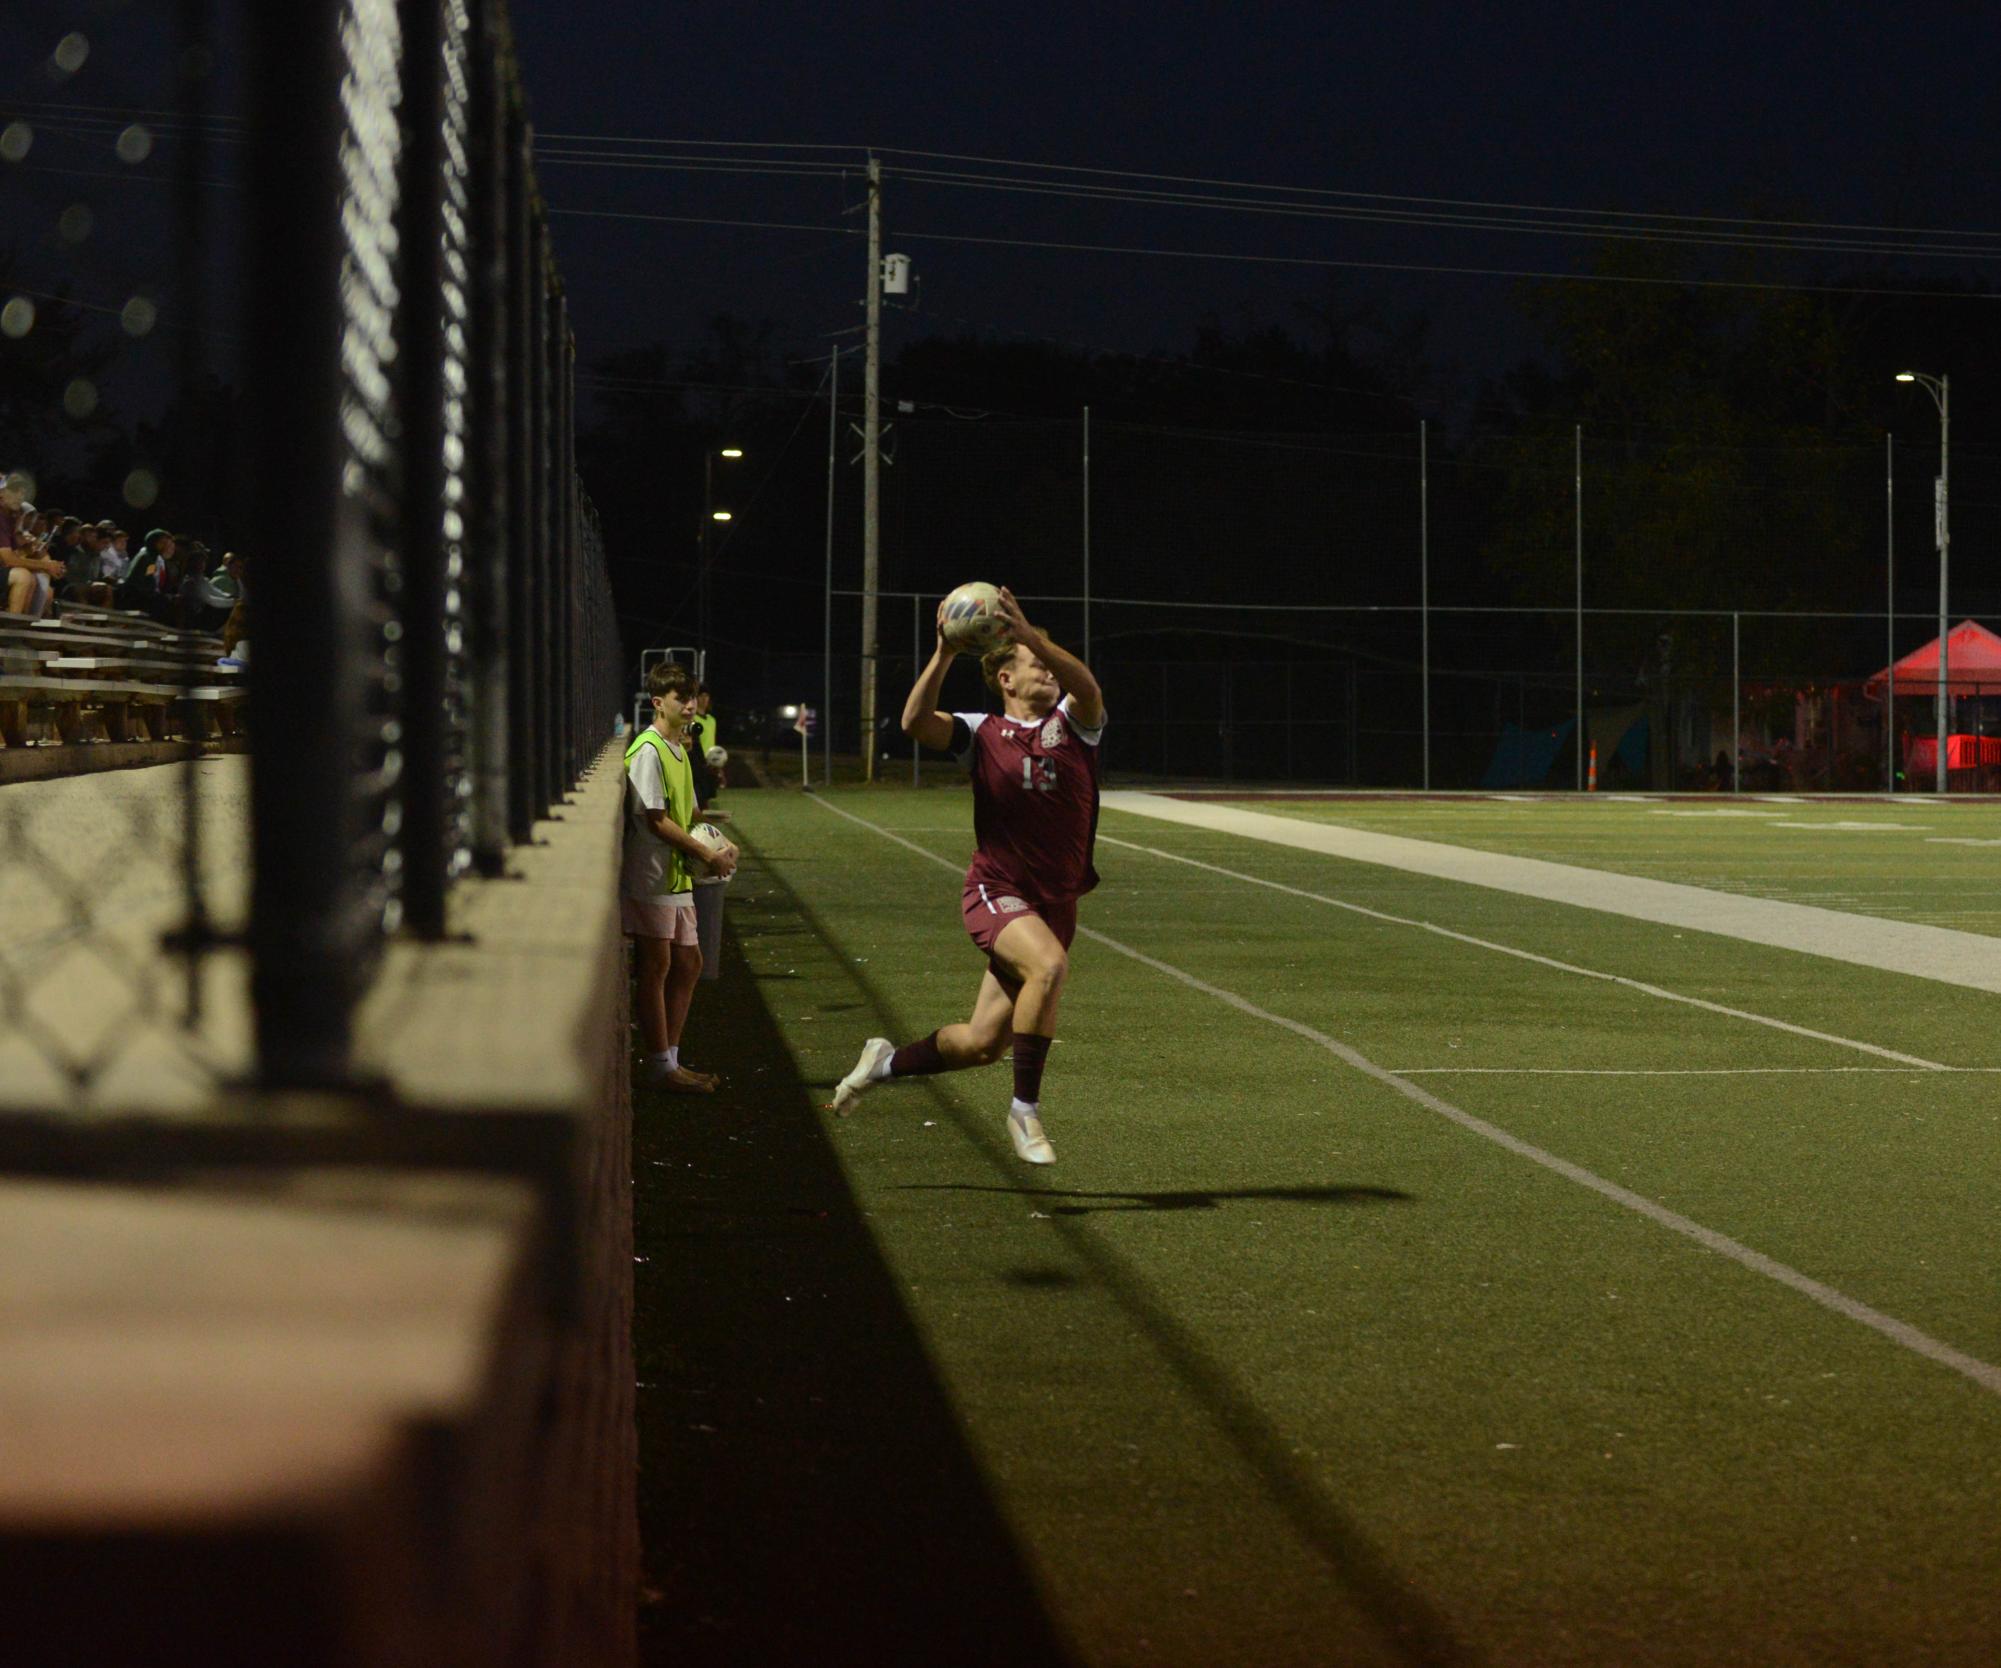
left=1057, top=694, right=1105, bottom=746
left=626, top=740, right=666, bottom=810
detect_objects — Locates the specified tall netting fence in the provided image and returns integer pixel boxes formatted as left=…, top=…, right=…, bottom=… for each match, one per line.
left=809, top=414, right=1997, bottom=793
left=0, top=2, right=623, bottom=1107
left=244, top=0, right=624, bottom=1086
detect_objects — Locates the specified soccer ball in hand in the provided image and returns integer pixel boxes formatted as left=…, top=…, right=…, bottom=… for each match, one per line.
left=940, top=581, right=1008, bottom=653
left=690, top=821, right=734, bottom=879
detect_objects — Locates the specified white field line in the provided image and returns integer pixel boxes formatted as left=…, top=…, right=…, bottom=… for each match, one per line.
left=806, top=794, right=2001, bottom=1402
left=1095, top=834, right=1949, bottom=1071
left=1102, top=791, right=2001, bottom=995
left=1394, top=1066, right=2001, bottom=1076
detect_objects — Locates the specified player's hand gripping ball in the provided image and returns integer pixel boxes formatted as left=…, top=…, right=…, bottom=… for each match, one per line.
left=690, top=821, right=735, bottom=879
left=939, top=581, right=1008, bottom=653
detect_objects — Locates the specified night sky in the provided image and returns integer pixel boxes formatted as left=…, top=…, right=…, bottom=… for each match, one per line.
left=503, top=0, right=2001, bottom=410
left=7, top=3, right=1997, bottom=442
left=5, top=1, right=2000, bottom=681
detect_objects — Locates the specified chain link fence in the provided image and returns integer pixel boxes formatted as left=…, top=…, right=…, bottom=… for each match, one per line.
left=790, top=414, right=2001, bottom=793
left=0, top=1, right=625, bottom=1109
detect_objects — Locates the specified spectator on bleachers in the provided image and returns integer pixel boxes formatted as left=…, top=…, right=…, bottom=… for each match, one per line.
left=116, top=528, right=177, bottom=616
left=173, top=540, right=217, bottom=628
left=53, top=516, right=86, bottom=588
left=53, top=516, right=100, bottom=603
left=94, top=524, right=128, bottom=594
left=2, top=472, right=64, bottom=616
left=186, top=549, right=243, bottom=634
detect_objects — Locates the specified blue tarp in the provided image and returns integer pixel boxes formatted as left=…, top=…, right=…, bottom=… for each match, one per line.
left=1481, top=718, right=1573, bottom=789
left=1612, top=714, right=1649, bottom=779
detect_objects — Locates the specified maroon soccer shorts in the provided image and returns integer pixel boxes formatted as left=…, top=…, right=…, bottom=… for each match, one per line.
left=961, top=879, right=1077, bottom=966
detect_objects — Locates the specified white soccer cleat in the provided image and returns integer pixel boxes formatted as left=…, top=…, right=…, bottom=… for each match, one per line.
left=829, top=1036, right=894, bottom=1115
left=1008, top=1108, right=1055, bottom=1165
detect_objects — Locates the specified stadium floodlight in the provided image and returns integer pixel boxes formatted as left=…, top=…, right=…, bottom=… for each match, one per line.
left=710, top=510, right=732, bottom=522
left=720, top=447, right=744, bottom=458
left=1893, top=371, right=1950, bottom=794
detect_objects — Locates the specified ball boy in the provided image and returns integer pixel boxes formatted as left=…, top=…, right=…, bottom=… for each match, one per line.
left=623, top=660, right=737, bottom=1092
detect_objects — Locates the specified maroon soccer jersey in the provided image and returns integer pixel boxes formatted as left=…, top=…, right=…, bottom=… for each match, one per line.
left=951, top=695, right=1105, bottom=903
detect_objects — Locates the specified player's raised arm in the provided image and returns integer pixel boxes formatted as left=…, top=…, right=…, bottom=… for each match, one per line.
left=900, top=598, right=961, bottom=752
left=994, top=587, right=1103, bottom=730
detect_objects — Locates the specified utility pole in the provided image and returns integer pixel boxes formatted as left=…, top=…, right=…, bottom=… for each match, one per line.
left=1936, top=375, right=1950, bottom=797
left=698, top=448, right=713, bottom=652
left=1895, top=371, right=1950, bottom=793
left=860, top=156, right=883, bottom=782
left=823, top=346, right=839, bottom=789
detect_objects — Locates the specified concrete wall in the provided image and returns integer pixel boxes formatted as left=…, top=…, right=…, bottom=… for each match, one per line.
left=0, top=747, right=636, bottom=1667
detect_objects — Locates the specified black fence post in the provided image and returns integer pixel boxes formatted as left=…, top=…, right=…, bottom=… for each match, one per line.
left=396, top=0, right=449, bottom=936
left=504, top=109, right=536, bottom=843
left=244, top=0, right=379, bottom=1086
left=531, top=261, right=556, bottom=817
left=555, top=309, right=576, bottom=787
left=467, top=0, right=512, bottom=874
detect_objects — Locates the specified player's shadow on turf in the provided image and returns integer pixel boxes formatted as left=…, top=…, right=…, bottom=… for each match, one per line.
left=898, top=1183, right=1413, bottom=1215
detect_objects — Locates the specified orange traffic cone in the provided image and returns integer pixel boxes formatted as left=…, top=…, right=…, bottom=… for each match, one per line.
left=1587, top=743, right=1598, bottom=792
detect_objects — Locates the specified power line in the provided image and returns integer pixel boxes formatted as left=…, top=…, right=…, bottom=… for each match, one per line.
left=551, top=204, right=1997, bottom=301
left=548, top=205, right=860, bottom=238
left=875, top=166, right=2001, bottom=262
left=529, top=144, right=2001, bottom=261
left=888, top=226, right=2001, bottom=302
left=522, top=126, right=2001, bottom=244
left=24, top=103, right=2001, bottom=245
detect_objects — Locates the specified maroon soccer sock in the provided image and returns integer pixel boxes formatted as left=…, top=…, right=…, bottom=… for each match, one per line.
left=890, top=1031, right=947, bottom=1077
left=1011, top=1032, right=1052, bottom=1105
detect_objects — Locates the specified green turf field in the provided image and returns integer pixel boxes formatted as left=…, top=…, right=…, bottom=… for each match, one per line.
left=636, top=786, right=2001, bottom=1668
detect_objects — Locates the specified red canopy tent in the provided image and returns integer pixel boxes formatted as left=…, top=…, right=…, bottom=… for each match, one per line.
left=1862, top=619, right=2001, bottom=699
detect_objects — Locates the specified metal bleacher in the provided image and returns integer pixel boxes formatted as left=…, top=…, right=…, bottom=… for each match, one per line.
left=0, top=607, right=242, bottom=749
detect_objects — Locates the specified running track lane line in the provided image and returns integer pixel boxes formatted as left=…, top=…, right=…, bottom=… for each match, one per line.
left=806, top=793, right=2001, bottom=1402
left=1093, top=834, right=1950, bottom=1071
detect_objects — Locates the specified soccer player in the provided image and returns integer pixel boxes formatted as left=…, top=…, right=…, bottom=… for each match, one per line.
left=623, top=660, right=737, bottom=1092
left=830, top=587, right=1105, bottom=1164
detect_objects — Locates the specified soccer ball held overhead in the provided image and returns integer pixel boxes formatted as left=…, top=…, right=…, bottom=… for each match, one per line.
left=940, top=580, right=1008, bottom=653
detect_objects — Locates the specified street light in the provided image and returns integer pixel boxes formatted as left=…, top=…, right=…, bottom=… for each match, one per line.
left=699, top=447, right=746, bottom=659
left=1895, top=373, right=1949, bottom=793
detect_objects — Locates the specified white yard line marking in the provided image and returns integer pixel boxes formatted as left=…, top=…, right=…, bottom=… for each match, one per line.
left=807, top=794, right=2001, bottom=1402
left=1393, top=1066, right=2001, bottom=1076
left=1095, top=834, right=1949, bottom=1070
left=1771, top=821, right=1931, bottom=831
left=1648, top=808, right=1784, bottom=818
left=1101, top=791, right=2001, bottom=994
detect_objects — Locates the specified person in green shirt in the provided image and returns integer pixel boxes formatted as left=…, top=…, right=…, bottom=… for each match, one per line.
left=688, top=683, right=725, bottom=811
left=622, top=661, right=736, bottom=1091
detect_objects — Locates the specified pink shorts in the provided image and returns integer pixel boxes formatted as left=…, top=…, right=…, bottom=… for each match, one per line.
left=961, top=881, right=1077, bottom=963
left=622, top=894, right=698, bottom=944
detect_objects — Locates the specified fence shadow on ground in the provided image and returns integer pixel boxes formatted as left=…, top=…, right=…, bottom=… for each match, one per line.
left=685, top=819, right=1478, bottom=1668
left=631, top=898, right=1075, bottom=1667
